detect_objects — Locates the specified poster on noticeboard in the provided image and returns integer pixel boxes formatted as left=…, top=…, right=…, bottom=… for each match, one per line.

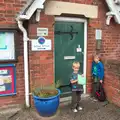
left=0, top=64, right=16, bottom=96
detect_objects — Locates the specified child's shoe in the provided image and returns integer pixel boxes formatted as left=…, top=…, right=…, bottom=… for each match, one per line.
left=90, top=97, right=98, bottom=102
left=73, top=109, right=78, bottom=113
left=93, top=98, right=98, bottom=102
left=77, top=106, right=83, bottom=111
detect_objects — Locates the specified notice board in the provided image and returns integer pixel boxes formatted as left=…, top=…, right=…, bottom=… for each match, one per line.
left=0, top=64, right=16, bottom=96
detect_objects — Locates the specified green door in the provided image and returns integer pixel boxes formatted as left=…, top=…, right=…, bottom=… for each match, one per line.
left=54, top=21, right=84, bottom=97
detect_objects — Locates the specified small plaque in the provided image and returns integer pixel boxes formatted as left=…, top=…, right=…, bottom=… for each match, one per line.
left=76, top=48, right=82, bottom=52
left=95, top=29, right=102, bottom=40
left=37, top=28, right=48, bottom=36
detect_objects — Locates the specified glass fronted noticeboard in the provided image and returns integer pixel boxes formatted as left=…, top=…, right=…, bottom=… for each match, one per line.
left=0, top=31, right=16, bottom=61
left=0, top=64, right=16, bottom=96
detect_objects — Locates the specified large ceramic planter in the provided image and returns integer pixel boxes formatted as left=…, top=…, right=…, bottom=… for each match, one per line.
left=33, top=89, right=60, bottom=117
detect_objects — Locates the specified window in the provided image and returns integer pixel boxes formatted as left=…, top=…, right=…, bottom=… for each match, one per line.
left=0, top=31, right=16, bottom=62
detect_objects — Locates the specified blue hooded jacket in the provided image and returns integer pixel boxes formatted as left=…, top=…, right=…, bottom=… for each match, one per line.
left=92, top=61, right=104, bottom=80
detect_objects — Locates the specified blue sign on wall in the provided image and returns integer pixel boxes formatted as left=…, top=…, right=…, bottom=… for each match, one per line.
left=38, top=37, right=46, bottom=44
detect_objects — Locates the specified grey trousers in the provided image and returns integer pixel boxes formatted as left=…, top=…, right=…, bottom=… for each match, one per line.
left=71, top=91, right=81, bottom=109
left=92, top=82, right=100, bottom=98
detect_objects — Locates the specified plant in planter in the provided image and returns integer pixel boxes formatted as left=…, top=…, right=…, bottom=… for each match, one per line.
left=32, top=80, right=61, bottom=117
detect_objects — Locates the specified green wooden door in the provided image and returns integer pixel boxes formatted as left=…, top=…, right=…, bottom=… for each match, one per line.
left=54, top=21, right=84, bottom=97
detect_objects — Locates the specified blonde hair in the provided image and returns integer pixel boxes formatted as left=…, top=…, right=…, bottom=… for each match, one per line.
left=94, top=54, right=101, bottom=60
left=92, top=51, right=101, bottom=59
left=72, top=61, right=80, bottom=68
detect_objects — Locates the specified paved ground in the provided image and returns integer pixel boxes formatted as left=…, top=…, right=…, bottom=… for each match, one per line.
left=0, top=97, right=120, bottom=120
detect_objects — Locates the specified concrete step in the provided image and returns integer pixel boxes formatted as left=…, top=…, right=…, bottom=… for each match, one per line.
left=60, top=94, right=90, bottom=106
left=0, top=104, right=21, bottom=119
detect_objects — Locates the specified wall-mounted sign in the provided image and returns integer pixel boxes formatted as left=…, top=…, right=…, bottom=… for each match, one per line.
left=76, top=48, right=82, bottom=52
left=37, top=28, right=48, bottom=36
left=76, top=44, right=82, bottom=52
left=0, top=64, right=16, bottom=96
left=95, top=29, right=102, bottom=40
left=31, top=37, right=52, bottom=51
left=0, top=32, right=16, bottom=61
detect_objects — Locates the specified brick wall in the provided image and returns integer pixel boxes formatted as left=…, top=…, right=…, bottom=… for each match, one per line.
left=0, top=0, right=120, bottom=107
left=86, top=0, right=120, bottom=107
left=103, top=59, right=120, bottom=106
left=0, top=0, right=26, bottom=26
left=0, top=0, right=27, bottom=106
left=28, top=13, right=54, bottom=88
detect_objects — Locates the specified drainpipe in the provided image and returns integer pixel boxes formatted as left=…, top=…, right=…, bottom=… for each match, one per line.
left=17, top=20, right=30, bottom=108
left=16, top=2, right=42, bottom=107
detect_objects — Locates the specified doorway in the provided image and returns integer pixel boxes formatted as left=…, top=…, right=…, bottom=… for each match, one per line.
left=54, top=17, right=87, bottom=97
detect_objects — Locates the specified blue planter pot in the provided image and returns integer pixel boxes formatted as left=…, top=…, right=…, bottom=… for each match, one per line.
left=33, top=89, right=60, bottom=117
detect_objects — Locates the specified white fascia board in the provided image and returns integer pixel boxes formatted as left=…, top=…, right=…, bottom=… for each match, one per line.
left=106, top=11, right=115, bottom=16
left=114, top=0, right=120, bottom=4
left=106, top=0, right=120, bottom=24
left=18, top=0, right=45, bottom=20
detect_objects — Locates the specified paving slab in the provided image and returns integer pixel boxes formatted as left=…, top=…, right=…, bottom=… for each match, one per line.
left=0, top=97, right=120, bottom=120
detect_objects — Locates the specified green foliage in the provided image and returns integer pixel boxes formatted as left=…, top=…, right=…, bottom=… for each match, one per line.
left=32, top=80, right=61, bottom=98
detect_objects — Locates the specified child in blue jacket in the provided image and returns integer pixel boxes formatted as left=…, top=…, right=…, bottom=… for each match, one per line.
left=91, top=54, right=104, bottom=101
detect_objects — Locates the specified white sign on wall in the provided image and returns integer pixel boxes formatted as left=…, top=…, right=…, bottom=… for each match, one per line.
left=37, top=28, right=48, bottom=36
left=95, top=29, right=102, bottom=40
left=31, top=37, right=51, bottom=51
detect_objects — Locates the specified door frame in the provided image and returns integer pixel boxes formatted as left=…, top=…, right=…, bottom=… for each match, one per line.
left=54, top=17, right=87, bottom=94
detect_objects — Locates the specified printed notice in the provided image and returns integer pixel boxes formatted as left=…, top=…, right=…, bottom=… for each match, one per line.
left=0, top=33, right=6, bottom=49
left=0, top=32, right=15, bottom=60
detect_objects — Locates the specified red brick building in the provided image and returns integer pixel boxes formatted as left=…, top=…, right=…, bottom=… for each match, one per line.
left=0, top=0, right=120, bottom=107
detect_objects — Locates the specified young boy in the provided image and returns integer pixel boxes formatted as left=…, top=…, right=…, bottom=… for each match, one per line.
left=70, top=61, right=84, bottom=113
left=91, top=54, right=104, bottom=101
